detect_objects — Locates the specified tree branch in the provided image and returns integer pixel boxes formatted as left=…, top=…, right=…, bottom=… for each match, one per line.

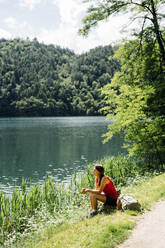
left=130, top=0, right=153, bottom=14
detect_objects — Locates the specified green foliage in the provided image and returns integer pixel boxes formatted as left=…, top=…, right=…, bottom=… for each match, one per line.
left=9, top=172, right=165, bottom=248
left=70, top=45, right=120, bottom=115
left=1, top=155, right=160, bottom=245
left=101, top=37, right=165, bottom=167
left=79, top=0, right=165, bottom=64
left=0, top=38, right=120, bottom=117
left=103, top=156, right=140, bottom=186
left=79, top=0, right=165, bottom=169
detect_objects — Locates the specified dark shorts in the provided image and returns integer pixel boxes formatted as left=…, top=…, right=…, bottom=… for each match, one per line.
left=105, top=195, right=117, bottom=207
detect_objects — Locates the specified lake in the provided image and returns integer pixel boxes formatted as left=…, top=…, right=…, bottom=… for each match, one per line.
left=0, top=116, right=126, bottom=192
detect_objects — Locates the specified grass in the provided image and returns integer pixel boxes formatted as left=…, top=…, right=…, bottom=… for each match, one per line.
left=8, top=171, right=165, bottom=248
left=13, top=212, right=137, bottom=248
left=1, top=155, right=145, bottom=246
left=122, top=171, right=165, bottom=209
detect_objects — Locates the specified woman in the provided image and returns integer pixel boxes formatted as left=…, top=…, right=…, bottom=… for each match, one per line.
left=82, top=164, right=118, bottom=218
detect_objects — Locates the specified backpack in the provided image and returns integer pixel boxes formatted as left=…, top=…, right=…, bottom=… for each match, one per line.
left=118, top=194, right=141, bottom=211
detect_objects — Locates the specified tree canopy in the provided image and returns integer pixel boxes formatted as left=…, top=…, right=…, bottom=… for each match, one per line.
left=102, top=38, right=165, bottom=167
left=0, top=38, right=120, bottom=116
left=80, top=0, right=165, bottom=167
left=79, top=0, right=165, bottom=63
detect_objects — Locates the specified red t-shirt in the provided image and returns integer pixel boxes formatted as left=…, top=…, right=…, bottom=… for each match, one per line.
left=103, top=177, right=118, bottom=199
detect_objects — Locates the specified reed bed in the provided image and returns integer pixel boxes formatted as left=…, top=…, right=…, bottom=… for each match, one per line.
left=0, top=155, right=162, bottom=246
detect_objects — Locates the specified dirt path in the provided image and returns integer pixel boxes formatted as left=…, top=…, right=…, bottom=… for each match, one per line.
left=118, top=201, right=165, bottom=248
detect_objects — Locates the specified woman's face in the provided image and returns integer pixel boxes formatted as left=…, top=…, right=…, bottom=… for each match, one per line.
left=93, top=167, right=100, bottom=177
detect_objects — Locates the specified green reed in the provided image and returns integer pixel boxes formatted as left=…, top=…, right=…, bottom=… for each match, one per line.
left=0, top=155, right=160, bottom=245
left=103, top=155, right=139, bottom=186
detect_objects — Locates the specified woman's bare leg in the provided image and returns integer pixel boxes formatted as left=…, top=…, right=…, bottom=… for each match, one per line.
left=90, top=193, right=106, bottom=210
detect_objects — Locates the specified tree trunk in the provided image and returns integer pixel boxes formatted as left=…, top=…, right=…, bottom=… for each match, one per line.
left=150, top=0, right=165, bottom=64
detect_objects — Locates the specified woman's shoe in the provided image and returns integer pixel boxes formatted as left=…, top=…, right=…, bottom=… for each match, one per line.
left=88, top=210, right=98, bottom=218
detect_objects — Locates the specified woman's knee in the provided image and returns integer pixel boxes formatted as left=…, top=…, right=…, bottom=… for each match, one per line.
left=90, top=192, right=97, bottom=199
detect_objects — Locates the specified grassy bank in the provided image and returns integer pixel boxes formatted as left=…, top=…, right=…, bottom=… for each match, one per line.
left=12, top=172, right=165, bottom=248
left=1, top=156, right=165, bottom=247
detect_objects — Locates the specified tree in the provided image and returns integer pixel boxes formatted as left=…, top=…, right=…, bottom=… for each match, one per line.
left=101, top=38, right=165, bottom=167
left=80, top=0, right=165, bottom=167
left=79, top=0, right=165, bottom=64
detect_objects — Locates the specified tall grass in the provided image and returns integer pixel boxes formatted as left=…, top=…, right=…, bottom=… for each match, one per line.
left=0, top=155, right=163, bottom=246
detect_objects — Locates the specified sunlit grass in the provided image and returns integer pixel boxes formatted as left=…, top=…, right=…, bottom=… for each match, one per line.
left=0, top=155, right=164, bottom=247
left=16, top=212, right=137, bottom=248
left=122, top=172, right=165, bottom=210
left=15, top=172, right=165, bottom=248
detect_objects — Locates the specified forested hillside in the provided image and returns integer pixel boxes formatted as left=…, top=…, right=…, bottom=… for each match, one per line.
left=0, top=38, right=120, bottom=116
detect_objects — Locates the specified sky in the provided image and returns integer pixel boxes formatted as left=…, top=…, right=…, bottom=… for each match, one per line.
left=0, top=0, right=134, bottom=54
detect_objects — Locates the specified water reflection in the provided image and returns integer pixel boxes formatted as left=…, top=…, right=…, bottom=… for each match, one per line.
left=0, top=117, right=126, bottom=192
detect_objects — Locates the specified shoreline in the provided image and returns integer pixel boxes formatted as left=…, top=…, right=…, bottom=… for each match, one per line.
left=1, top=155, right=164, bottom=247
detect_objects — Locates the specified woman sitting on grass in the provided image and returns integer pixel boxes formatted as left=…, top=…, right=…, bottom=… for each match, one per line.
left=82, top=164, right=118, bottom=218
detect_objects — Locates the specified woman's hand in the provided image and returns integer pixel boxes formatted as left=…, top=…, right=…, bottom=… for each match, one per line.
left=81, top=188, right=88, bottom=194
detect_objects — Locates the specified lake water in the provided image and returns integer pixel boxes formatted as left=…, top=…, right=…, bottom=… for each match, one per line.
left=0, top=117, right=126, bottom=192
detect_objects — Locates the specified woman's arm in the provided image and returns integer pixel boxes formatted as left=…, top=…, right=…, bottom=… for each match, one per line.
left=82, top=177, right=109, bottom=194
left=95, top=177, right=99, bottom=190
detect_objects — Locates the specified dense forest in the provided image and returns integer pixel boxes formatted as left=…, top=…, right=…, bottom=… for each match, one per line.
left=0, top=38, right=120, bottom=117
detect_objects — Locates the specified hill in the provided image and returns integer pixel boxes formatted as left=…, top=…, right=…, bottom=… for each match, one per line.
left=0, top=38, right=120, bottom=116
